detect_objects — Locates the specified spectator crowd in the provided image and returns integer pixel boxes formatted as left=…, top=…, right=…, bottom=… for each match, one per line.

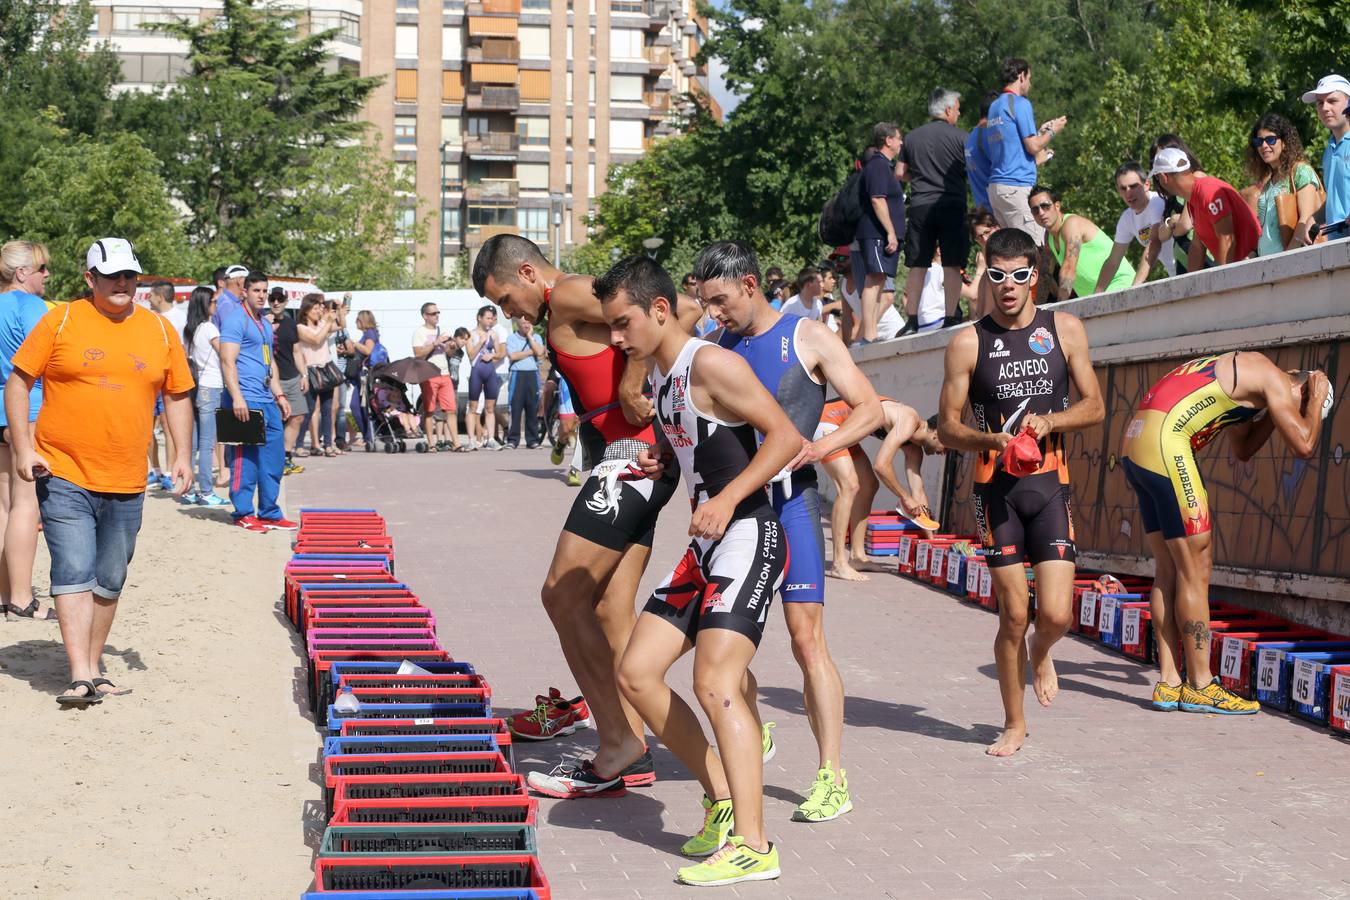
left=744, top=61, right=1350, bottom=346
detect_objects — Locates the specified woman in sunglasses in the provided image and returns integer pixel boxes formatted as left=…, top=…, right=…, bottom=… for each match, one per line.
left=1245, top=113, right=1323, bottom=256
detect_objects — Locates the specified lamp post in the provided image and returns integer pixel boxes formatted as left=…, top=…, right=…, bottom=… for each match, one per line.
left=440, top=141, right=449, bottom=277
left=549, top=192, right=565, bottom=267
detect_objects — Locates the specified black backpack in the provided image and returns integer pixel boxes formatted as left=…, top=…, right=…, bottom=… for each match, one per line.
left=818, top=167, right=866, bottom=246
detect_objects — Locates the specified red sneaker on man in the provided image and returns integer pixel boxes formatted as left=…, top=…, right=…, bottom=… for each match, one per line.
left=259, top=517, right=300, bottom=531
left=508, top=687, right=592, bottom=741
left=234, top=515, right=267, bottom=533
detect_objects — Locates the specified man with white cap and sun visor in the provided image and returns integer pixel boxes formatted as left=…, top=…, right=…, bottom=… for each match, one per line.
left=1303, top=74, right=1350, bottom=233
left=5, top=238, right=194, bottom=707
left=213, top=263, right=250, bottom=328
left=1150, top=147, right=1259, bottom=271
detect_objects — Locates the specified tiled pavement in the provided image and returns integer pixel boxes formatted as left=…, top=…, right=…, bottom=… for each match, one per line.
left=293, top=446, right=1350, bottom=900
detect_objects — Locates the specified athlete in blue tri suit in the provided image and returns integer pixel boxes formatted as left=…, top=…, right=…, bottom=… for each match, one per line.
left=696, top=240, right=883, bottom=823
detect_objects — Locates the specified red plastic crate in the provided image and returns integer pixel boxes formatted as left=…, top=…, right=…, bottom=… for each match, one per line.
left=325, top=752, right=513, bottom=818
left=330, top=773, right=527, bottom=818
left=1330, top=667, right=1350, bottom=734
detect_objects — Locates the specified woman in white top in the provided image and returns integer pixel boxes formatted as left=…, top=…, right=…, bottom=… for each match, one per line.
left=297, top=294, right=340, bottom=455
left=183, top=287, right=229, bottom=506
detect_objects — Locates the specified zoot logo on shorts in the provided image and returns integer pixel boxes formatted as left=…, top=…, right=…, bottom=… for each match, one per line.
left=1028, top=327, right=1055, bottom=355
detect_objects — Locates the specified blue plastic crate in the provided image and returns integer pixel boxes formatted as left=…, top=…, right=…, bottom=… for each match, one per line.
left=943, top=551, right=968, bottom=596
left=324, top=734, right=502, bottom=758
left=328, top=702, right=493, bottom=731
left=1095, top=593, right=1145, bottom=651
left=321, top=661, right=477, bottom=713
left=1288, top=652, right=1350, bottom=723
left=1253, top=642, right=1350, bottom=709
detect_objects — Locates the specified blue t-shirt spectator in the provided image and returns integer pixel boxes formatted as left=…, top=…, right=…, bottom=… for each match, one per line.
left=212, top=289, right=241, bottom=328
left=1322, top=132, right=1350, bottom=226
left=219, top=306, right=274, bottom=406
left=984, top=92, right=1038, bottom=188
left=0, top=290, right=47, bottom=427
left=506, top=331, right=541, bottom=372
left=855, top=151, right=906, bottom=242
left=965, top=126, right=992, bottom=210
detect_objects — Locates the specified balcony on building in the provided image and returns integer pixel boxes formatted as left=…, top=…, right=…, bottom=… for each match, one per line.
left=467, top=0, right=521, bottom=16
left=467, top=38, right=520, bottom=63
left=464, top=132, right=521, bottom=160
left=466, top=85, right=520, bottom=111
left=644, top=45, right=671, bottom=71
left=644, top=0, right=668, bottom=30
left=468, top=11, right=519, bottom=44
left=644, top=91, right=671, bottom=118
left=464, top=178, right=520, bottom=204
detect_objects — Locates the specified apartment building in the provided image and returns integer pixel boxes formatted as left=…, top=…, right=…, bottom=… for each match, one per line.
left=86, top=1, right=719, bottom=279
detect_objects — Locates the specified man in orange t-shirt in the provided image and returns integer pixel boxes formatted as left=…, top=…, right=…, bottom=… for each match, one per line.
left=4, top=237, right=194, bottom=707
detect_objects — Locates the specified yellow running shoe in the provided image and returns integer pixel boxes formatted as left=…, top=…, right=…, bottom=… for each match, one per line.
left=761, top=721, right=777, bottom=763
left=1151, top=681, right=1182, bottom=712
left=792, top=763, right=852, bottom=822
left=681, top=795, right=734, bottom=857
left=566, top=467, right=581, bottom=487
left=676, top=836, right=780, bottom=886
left=1179, top=678, right=1260, bottom=715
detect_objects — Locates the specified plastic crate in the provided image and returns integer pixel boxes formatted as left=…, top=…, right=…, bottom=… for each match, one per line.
left=319, top=824, right=536, bottom=857
left=309, top=651, right=453, bottom=713
left=335, top=721, right=513, bottom=771
left=325, top=753, right=512, bottom=819
left=1093, top=593, right=1146, bottom=650
left=337, top=674, right=487, bottom=692
left=312, top=608, right=436, bottom=625
left=942, top=547, right=969, bottom=596
left=300, top=594, right=425, bottom=634
left=1254, top=645, right=1350, bottom=710
left=327, top=702, right=494, bottom=730
left=1330, top=667, right=1350, bottom=734
left=331, top=796, right=537, bottom=827
left=323, top=734, right=502, bottom=759
left=1215, top=629, right=1329, bottom=697
left=1288, top=652, right=1350, bottom=723
left=308, top=639, right=442, bottom=658
left=312, top=854, right=549, bottom=898
left=330, top=774, right=527, bottom=821
left=896, top=534, right=919, bottom=575
left=322, top=662, right=476, bottom=713
left=301, top=890, right=540, bottom=899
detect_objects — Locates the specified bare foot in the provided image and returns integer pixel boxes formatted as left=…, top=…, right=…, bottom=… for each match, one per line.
left=827, top=564, right=869, bottom=582
left=986, top=726, right=1027, bottom=757
left=592, top=734, right=648, bottom=780
left=1031, top=652, right=1059, bottom=707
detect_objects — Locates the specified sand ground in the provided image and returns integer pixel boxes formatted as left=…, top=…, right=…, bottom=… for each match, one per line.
left=0, top=483, right=315, bottom=899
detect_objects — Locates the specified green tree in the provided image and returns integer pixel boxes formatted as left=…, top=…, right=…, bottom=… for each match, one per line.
left=277, top=141, right=425, bottom=290
left=117, top=0, right=382, bottom=266
left=15, top=132, right=196, bottom=299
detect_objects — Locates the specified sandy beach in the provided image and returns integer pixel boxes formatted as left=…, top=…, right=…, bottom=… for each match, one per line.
left=0, top=485, right=315, bottom=899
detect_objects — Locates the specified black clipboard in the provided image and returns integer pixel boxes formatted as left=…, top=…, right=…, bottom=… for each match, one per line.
left=216, top=408, right=266, bottom=445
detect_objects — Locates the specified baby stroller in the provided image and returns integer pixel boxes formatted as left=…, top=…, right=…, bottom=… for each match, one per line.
left=363, top=363, right=430, bottom=453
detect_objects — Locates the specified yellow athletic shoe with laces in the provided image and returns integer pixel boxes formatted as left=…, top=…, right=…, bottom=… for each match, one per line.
left=681, top=795, right=734, bottom=857
left=676, top=836, right=780, bottom=886
left=1179, top=678, right=1259, bottom=715
left=761, top=721, right=777, bottom=763
left=1152, top=681, right=1182, bottom=711
left=792, top=763, right=853, bottom=822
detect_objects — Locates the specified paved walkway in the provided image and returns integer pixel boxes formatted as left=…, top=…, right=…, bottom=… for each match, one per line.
left=293, top=447, right=1350, bottom=900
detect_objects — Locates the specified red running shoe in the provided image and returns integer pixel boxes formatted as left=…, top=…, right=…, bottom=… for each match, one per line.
left=508, top=687, right=593, bottom=741
left=258, top=517, right=300, bottom=531
left=234, top=515, right=267, bottom=533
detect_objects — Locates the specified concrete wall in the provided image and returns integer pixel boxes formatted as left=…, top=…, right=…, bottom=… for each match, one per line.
left=852, top=240, right=1350, bottom=628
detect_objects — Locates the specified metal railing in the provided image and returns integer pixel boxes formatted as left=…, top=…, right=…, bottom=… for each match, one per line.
left=465, top=86, right=520, bottom=110
left=464, top=179, right=520, bottom=202
left=464, top=132, right=521, bottom=154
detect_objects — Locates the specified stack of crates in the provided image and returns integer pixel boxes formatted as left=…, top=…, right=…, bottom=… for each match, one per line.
left=288, top=508, right=550, bottom=900
left=860, top=511, right=923, bottom=557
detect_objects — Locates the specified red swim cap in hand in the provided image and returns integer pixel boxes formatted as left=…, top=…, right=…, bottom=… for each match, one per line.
left=1002, top=427, right=1042, bottom=477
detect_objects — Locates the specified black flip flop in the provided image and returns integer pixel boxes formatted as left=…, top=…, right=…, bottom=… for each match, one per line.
left=91, top=678, right=131, bottom=697
left=56, top=681, right=102, bottom=707
left=6, top=599, right=56, bottom=621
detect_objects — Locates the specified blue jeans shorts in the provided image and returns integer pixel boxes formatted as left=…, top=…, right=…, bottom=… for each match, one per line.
left=37, top=475, right=145, bottom=600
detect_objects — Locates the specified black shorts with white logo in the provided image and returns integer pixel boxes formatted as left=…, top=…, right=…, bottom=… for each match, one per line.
left=642, top=509, right=785, bottom=648
left=973, top=471, right=1077, bottom=568
left=563, top=468, right=678, bottom=550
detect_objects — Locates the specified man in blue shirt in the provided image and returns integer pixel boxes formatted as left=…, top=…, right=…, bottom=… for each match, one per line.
left=219, top=271, right=295, bottom=531
left=854, top=123, right=906, bottom=343
left=965, top=90, right=999, bottom=213
left=505, top=316, right=545, bottom=448
left=1303, top=74, right=1350, bottom=229
left=983, top=58, right=1065, bottom=245
left=212, top=263, right=248, bottom=328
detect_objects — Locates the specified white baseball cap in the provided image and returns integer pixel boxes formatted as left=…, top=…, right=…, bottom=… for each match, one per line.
left=1148, top=147, right=1191, bottom=178
left=1301, top=74, right=1350, bottom=103
left=224, top=264, right=249, bottom=278
left=85, top=238, right=143, bottom=276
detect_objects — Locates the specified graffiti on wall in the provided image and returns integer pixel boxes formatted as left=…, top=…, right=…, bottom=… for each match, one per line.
left=944, top=341, right=1350, bottom=578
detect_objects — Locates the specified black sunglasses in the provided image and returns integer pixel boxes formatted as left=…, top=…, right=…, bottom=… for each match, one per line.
left=986, top=266, right=1036, bottom=285
left=1251, top=135, right=1280, bottom=148
left=1030, top=201, right=1055, bottom=212
left=95, top=270, right=139, bottom=281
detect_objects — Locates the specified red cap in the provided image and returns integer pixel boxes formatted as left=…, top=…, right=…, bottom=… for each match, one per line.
left=1001, top=427, right=1043, bottom=478
left=831, top=246, right=851, bottom=258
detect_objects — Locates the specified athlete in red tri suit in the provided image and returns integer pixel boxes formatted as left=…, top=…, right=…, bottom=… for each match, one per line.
left=472, top=234, right=701, bottom=798
left=599, top=256, right=799, bottom=887
left=938, top=227, right=1104, bottom=758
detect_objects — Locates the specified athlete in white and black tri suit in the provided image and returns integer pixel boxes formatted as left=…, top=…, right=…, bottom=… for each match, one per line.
left=939, top=226, right=1104, bottom=759
left=597, top=256, right=801, bottom=888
